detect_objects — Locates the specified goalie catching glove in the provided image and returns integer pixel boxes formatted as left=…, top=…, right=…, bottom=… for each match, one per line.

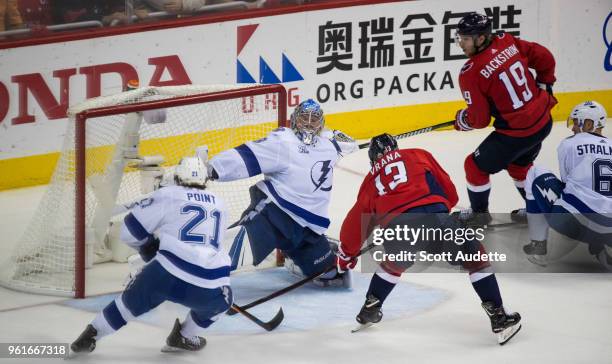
left=320, top=129, right=359, bottom=155
left=336, top=245, right=358, bottom=273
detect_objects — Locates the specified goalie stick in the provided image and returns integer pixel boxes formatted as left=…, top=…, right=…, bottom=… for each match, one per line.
left=358, top=121, right=454, bottom=150
left=227, top=241, right=377, bottom=316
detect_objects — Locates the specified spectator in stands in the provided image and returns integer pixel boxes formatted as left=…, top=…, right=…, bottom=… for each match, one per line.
left=142, top=0, right=235, bottom=14
left=52, top=0, right=148, bottom=26
left=18, top=0, right=52, bottom=28
left=1, top=0, right=23, bottom=32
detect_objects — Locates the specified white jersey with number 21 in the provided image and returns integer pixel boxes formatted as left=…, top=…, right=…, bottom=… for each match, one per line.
left=120, top=185, right=231, bottom=289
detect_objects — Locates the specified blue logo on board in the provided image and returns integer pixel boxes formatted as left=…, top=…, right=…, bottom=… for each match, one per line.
left=236, top=24, right=304, bottom=83
left=604, top=11, right=612, bottom=71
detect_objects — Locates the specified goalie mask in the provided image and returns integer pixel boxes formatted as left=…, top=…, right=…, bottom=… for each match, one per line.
left=567, top=101, right=607, bottom=131
left=368, top=133, right=398, bottom=165
left=174, top=157, right=207, bottom=188
left=290, top=99, right=325, bottom=145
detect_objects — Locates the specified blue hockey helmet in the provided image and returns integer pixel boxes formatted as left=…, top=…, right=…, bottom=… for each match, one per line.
left=290, top=99, right=325, bottom=145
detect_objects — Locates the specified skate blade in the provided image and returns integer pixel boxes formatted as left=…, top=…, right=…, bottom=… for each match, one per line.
left=64, top=350, right=90, bottom=360
left=527, top=255, right=547, bottom=267
left=161, top=345, right=184, bottom=353
left=497, top=323, right=522, bottom=345
left=351, top=322, right=374, bottom=333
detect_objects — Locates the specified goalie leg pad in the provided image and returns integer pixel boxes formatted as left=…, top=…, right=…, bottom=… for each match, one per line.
left=242, top=202, right=302, bottom=265
left=283, top=233, right=334, bottom=277
left=242, top=213, right=280, bottom=267
left=242, top=202, right=335, bottom=275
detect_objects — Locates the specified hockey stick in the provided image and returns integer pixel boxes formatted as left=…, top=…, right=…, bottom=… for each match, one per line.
left=227, top=242, right=377, bottom=316
left=486, top=221, right=525, bottom=229
left=229, top=303, right=284, bottom=331
left=357, top=121, right=454, bottom=150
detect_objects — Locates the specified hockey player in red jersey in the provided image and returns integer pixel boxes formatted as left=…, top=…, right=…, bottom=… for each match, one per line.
left=453, top=12, right=557, bottom=224
left=337, top=134, right=521, bottom=345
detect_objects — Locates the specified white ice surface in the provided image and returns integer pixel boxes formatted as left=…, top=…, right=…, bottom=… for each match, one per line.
left=0, top=122, right=611, bottom=363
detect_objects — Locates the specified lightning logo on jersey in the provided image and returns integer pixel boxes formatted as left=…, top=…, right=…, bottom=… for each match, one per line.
left=536, top=185, right=559, bottom=203
left=210, top=127, right=358, bottom=234
left=311, top=160, right=333, bottom=192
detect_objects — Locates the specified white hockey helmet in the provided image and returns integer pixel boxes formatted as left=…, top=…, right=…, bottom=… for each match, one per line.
left=567, top=101, right=607, bottom=130
left=174, top=157, right=207, bottom=187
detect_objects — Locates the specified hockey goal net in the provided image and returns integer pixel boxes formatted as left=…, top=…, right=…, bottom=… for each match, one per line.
left=0, top=84, right=287, bottom=298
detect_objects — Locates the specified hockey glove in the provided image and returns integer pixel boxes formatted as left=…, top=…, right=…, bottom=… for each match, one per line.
left=329, top=130, right=358, bottom=154
left=336, top=245, right=358, bottom=273
left=332, top=130, right=355, bottom=143
left=454, top=109, right=474, bottom=131
left=138, top=235, right=160, bottom=262
left=536, top=82, right=554, bottom=96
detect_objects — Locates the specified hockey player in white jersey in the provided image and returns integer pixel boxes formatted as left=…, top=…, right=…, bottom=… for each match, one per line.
left=523, top=101, right=612, bottom=267
left=206, top=99, right=358, bottom=286
left=71, top=157, right=233, bottom=354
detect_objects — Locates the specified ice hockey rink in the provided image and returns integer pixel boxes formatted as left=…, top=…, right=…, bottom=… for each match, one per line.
left=0, top=122, right=611, bottom=364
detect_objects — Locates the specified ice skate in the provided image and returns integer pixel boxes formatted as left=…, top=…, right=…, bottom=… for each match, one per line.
left=481, top=301, right=522, bottom=345
left=453, top=208, right=493, bottom=227
left=70, top=324, right=97, bottom=354
left=510, top=208, right=527, bottom=223
left=313, top=269, right=352, bottom=289
left=523, top=240, right=548, bottom=266
left=162, top=319, right=206, bottom=352
left=352, top=294, right=383, bottom=333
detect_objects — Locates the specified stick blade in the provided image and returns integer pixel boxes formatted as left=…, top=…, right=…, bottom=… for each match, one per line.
left=263, top=308, right=284, bottom=331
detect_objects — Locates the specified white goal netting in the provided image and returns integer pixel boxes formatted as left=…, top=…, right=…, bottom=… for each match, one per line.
left=0, top=84, right=286, bottom=297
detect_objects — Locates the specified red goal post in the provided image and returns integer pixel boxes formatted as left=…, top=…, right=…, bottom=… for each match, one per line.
left=74, top=84, right=288, bottom=298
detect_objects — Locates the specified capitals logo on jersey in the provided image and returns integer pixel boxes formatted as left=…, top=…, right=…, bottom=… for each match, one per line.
left=311, top=160, right=333, bottom=192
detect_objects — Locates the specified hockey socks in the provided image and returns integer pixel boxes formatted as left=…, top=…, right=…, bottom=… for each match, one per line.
left=90, top=296, right=135, bottom=340
left=470, top=272, right=502, bottom=308
left=366, top=271, right=399, bottom=304
left=467, top=187, right=491, bottom=213
left=515, top=186, right=526, bottom=200
left=465, top=155, right=491, bottom=212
